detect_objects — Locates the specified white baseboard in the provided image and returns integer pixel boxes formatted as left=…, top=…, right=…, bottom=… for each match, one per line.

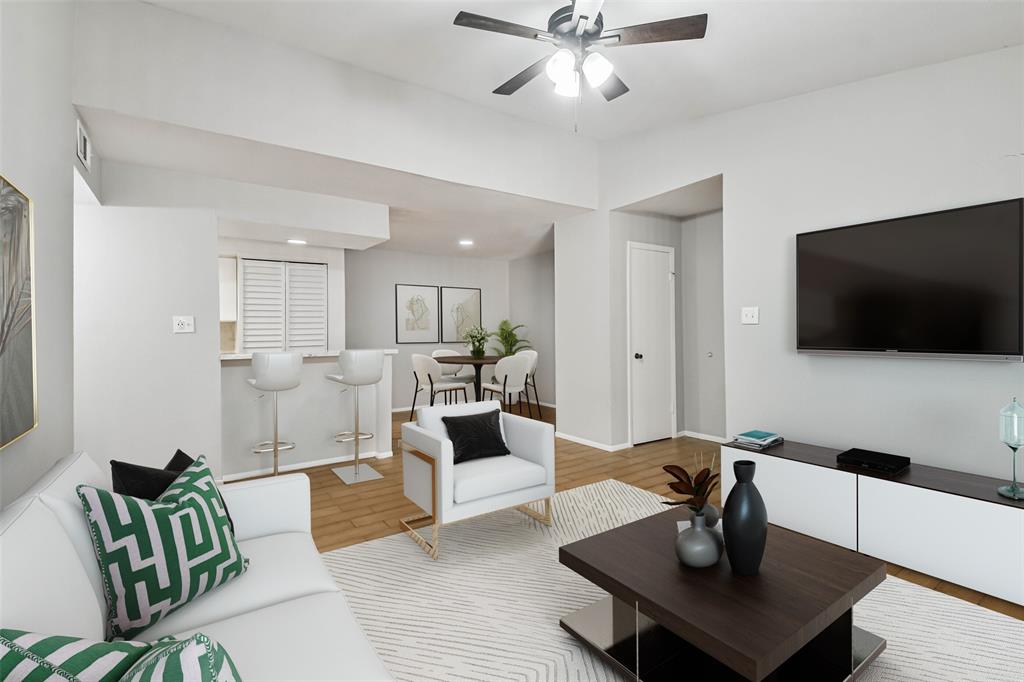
left=221, top=450, right=391, bottom=482
left=676, top=430, right=731, bottom=444
left=555, top=432, right=631, bottom=452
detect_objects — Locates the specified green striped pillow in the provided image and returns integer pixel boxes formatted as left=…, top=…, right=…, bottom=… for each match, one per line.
left=119, top=634, right=241, bottom=682
left=0, top=629, right=149, bottom=682
left=77, top=455, right=248, bottom=641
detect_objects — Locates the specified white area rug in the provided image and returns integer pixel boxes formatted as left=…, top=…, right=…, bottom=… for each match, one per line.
left=321, top=480, right=1023, bottom=681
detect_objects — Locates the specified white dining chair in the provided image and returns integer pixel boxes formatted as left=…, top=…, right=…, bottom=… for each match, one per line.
left=480, top=354, right=532, bottom=416
left=431, top=349, right=474, bottom=384
left=516, top=349, right=540, bottom=418
left=410, top=354, right=469, bottom=421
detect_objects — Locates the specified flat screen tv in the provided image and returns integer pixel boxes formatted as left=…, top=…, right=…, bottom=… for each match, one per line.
left=797, top=198, right=1024, bottom=361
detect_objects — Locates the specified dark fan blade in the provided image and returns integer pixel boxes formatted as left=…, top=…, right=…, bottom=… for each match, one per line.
left=600, top=13, right=707, bottom=47
left=599, top=73, right=629, bottom=101
left=454, top=11, right=554, bottom=41
left=493, top=56, right=549, bottom=96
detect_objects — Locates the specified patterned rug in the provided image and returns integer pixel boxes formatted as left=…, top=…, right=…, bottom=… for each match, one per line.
left=321, top=480, right=1023, bottom=681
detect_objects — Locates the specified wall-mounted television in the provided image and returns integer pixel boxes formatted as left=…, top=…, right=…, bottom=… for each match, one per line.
left=797, top=198, right=1024, bottom=361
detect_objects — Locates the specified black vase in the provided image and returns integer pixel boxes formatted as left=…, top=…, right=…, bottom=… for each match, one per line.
left=723, top=460, right=768, bottom=576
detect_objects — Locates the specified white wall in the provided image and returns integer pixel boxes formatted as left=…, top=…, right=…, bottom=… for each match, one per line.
left=0, top=1, right=76, bottom=506
left=600, top=47, right=1024, bottom=477
left=553, top=210, right=614, bottom=446
left=345, top=248, right=510, bottom=412
left=680, top=211, right=725, bottom=438
left=74, top=206, right=222, bottom=475
left=218, top=237, right=346, bottom=352
left=102, top=161, right=389, bottom=250
left=72, top=0, right=597, bottom=209
left=509, top=251, right=556, bottom=404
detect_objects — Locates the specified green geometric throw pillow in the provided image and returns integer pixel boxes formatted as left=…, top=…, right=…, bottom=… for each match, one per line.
left=0, top=628, right=149, bottom=682
left=77, top=455, right=248, bottom=641
left=118, top=633, right=242, bottom=682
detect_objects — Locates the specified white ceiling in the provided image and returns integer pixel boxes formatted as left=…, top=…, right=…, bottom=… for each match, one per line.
left=621, top=174, right=722, bottom=218
left=150, top=0, right=1024, bottom=140
left=80, top=107, right=576, bottom=258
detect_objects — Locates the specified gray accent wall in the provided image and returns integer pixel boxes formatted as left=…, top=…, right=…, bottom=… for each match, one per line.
left=509, top=251, right=555, bottom=405
left=0, top=1, right=76, bottom=506
left=345, top=248, right=510, bottom=412
left=680, top=211, right=725, bottom=438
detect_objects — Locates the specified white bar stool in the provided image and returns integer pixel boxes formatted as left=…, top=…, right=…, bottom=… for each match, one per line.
left=326, top=350, right=385, bottom=484
left=247, top=351, right=302, bottom=476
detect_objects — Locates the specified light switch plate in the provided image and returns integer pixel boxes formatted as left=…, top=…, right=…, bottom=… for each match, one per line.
left=172, top=315, right=195, bottom=334
left=741, top=306, right=760, bottom=325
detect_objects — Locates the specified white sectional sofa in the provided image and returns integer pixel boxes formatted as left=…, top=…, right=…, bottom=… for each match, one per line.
left=0, top=452, right=391, bottom=681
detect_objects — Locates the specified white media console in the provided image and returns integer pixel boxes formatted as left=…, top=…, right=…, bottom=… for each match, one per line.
left=721, top=443, right=1024, bottom=605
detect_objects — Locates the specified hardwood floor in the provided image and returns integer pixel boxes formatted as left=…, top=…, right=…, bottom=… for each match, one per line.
left=290, top=406, right=1024, bottom=621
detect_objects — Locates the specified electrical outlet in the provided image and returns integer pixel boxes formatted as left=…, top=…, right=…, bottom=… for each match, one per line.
left=172, top=315, right=195, bottom=334
left=741, top=307, right=760, bottom=325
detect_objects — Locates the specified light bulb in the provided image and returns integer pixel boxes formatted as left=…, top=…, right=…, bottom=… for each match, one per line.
left=553, top=70, right=580, bottom=98
left=545, top=49, right=575, bottom=85
left=582, top=52, right=613, bottom=88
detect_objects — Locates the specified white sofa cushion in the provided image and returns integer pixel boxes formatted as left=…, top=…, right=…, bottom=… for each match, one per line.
left=0, top=498, right=105, bottom=639
left=13, top=452, right=111, bottom=607
left=172, top=592, right=391, bottom=681
left=452, top=455, right=547, bottom=504
left=139, top=531, right=338, bottom=640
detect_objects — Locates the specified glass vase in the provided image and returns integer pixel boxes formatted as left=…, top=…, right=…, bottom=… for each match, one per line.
left=998, top=398, right=1024, bottom=500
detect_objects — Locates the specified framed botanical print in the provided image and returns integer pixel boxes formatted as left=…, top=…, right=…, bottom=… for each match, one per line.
left=0, top=174, right=37, bottom=449
left=441, top=286, right=482, bottom=343
left=395, top=284, right=439, bottom=344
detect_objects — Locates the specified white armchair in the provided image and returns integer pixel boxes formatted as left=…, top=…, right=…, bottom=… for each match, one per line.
left=400, top=400, right=555, bottom=559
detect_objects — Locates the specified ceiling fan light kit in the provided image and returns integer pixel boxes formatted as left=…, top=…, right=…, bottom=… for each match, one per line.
left=453, top=2, right=707, bottom=102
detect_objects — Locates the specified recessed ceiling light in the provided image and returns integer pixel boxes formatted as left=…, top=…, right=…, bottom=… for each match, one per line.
left=459, top=239, right=474, bottom=246
left=286, top=239, right=307, bottom=245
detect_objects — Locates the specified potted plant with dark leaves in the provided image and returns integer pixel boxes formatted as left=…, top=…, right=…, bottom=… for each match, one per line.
left=663, top=458, right=724, bottom=568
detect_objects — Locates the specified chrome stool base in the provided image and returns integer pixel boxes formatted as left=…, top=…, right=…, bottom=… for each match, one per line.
left=335, top=431, right=373, bottom=444
left=252, top=440, right=296, bottom=455
left=332, top=463, right=383, bottom=485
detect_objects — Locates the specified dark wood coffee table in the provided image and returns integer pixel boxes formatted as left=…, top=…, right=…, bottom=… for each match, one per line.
left=559, top=507, right=887, bottom=681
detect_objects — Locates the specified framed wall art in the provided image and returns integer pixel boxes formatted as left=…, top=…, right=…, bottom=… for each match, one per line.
left=395, top=283, right=439, bottom=344
left=0, top=174, right=37, bottom=449
left=441, top=286, right=482, bottom=343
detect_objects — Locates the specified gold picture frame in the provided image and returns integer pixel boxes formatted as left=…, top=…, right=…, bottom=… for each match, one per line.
left=0, top=173, right=38, bottom=450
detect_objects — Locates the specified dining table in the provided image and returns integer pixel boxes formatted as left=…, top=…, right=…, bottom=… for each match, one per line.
left=433, top=354, right=500, bottom=402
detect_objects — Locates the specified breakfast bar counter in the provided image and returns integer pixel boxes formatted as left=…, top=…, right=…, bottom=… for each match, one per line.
left=219, top=349, right=397, bottom=480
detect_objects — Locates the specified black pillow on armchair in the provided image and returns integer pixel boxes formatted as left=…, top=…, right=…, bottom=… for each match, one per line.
left=442, top=410, right=511, bottom=464
left=111, top=450, right=234, bottom=532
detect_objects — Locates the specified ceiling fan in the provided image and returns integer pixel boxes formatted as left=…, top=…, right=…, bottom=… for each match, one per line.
left=453, top=1, right=708, bottom=101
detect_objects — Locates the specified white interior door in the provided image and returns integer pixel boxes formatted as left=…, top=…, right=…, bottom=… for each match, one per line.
left=628, top=242, right=676, bottom=445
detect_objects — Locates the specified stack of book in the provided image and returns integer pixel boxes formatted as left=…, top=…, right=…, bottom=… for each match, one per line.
left=734, top=430, right=784, bottom=450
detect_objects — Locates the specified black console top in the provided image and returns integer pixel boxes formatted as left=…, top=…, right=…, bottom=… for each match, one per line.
left=727, top=439, right=1024, bottom=509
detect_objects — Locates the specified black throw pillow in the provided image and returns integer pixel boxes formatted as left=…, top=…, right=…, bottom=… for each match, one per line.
left=442, top=410, right=511, bottom=465
left=110, top=450, right=234, bottom=532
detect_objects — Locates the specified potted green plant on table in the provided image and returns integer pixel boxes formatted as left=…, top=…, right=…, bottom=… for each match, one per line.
left=491, top=320, right=531, bottom=357
left=463, top=325, right=491, bottom=359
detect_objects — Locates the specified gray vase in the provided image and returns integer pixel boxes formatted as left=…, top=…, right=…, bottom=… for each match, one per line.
left=674, top=514, right=724, bottom=568
left=688, top=504, right=720, bottom=528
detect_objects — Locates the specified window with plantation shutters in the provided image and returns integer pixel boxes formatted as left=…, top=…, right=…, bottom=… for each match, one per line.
left=285, top=262, right=328, bottom=351
left=239, top=259, right=327, bottom=353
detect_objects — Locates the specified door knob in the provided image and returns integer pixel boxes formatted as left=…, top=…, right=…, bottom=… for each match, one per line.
left=634, top=353, right=643, bottom=359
